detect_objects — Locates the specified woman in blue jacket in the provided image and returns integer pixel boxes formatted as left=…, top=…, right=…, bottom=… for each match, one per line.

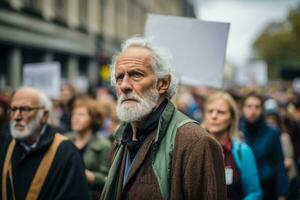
left=203, top=91, right=262, bottom=200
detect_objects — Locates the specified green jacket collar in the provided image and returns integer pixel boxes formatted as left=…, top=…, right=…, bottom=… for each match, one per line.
left=102, top=100, right=194, bottom=200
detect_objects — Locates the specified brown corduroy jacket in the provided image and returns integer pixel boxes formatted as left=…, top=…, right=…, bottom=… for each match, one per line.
left=110, top=122, right=227, bottom=200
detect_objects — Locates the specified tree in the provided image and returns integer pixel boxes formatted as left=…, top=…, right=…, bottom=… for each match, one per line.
left=253, top=5, right=300, bottom=79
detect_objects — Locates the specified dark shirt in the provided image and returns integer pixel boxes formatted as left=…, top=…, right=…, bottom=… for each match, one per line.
left=121, top=99, right=168, bottom=162
left=240, top=117, right=289, bottom=198
left=78, top=145, right=88, bottom=158
left=121, top=99, right=168, bottom=185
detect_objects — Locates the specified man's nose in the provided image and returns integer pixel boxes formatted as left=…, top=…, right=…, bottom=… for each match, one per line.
left=12, top=110, right=22, bottom=121
left=119, top=75, right=132, bottom=93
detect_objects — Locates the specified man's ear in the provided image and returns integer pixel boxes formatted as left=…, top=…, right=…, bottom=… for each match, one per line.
left=41, top=110, right=49, bottom=124
left=157, top=75, right=171, bottom=95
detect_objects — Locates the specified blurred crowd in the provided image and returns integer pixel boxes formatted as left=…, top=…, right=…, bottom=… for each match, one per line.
left=174, top=84, right=300, bottom=200
left=1, top=81, right=300, bottom=199
left=0, top=81, right=300, bottom=199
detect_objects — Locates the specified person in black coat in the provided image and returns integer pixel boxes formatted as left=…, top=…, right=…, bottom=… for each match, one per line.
left=1, top=87, right=90, bottom=200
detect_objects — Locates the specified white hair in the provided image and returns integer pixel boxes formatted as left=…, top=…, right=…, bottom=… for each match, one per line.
left=15, top=87, right=53, bottom=123
left=16, top=87, right=50, bottom=110
left=38, top=91, right=55, bottom=124
left=110, top=36, right=178, bottom=99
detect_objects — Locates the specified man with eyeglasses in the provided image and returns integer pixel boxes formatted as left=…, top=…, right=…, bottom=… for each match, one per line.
left=1, top=87, right=90, bottom=200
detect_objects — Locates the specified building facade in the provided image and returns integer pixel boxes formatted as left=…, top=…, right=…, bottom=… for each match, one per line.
left=0, top=0, right=195, bottom=90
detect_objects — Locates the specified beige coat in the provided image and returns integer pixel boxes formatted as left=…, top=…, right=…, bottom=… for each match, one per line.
left=281, top=132, right=297, bottom=181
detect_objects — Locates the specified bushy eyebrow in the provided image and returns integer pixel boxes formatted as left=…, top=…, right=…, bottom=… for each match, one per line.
left=116, top=58, right=148, bottom=66
left=116, top=66, right=147, bottom=74
left=115, top=68, right=146, bottom=79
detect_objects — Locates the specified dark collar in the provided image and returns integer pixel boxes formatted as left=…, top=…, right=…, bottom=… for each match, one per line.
left=121, top=99, right=168, bottom=161
left=241, top=115, right=265, bottom=137
left=16, top=125, right=55, bottom=154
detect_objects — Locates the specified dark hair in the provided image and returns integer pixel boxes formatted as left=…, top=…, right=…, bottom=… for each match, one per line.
left=61, top=83, right=76, bottom=108
left=0, top=96, right=10, bottom=125
left=241, top=91, right=264, bottom=108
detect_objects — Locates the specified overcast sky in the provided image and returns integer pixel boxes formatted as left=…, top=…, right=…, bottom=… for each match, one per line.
left=193, top=0, right=299, bottom=67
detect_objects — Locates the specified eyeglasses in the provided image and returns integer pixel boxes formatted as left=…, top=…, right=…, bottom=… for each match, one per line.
left=8, top=106, right=44, bottom=116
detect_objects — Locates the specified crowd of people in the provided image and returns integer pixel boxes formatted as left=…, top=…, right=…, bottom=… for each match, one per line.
left=175, top=85, right=300, bottom=200
left=1, top=36, right=300, bottom=200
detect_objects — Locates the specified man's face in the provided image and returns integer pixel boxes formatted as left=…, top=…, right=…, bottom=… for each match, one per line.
left=242, top=96, right=263, bottom=123
left=9, top=91, right=45, bottom=140
left=115, top=46, right=160, bottom=122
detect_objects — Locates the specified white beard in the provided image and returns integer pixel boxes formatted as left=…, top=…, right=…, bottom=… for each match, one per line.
left=116, top=87, right=160, bottom=123
left=10, top=110, right=43, bottom=140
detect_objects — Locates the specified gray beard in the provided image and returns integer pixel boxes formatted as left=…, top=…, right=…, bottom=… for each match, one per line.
left=10, top=111, right=43, bottom=140
left=116, top=87, right=160, bottom=123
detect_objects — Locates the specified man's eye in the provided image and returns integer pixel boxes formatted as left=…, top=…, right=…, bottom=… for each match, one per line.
left=116, top=75, right=124, bottom=82
left=131, top=73, right=143, bottom=79
left=10, top=107, right=18, bottom=112
left=22, top=107, right=31, bottom=112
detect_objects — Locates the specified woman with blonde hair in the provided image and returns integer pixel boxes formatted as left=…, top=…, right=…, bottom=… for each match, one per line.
left=203, top=91, right=262, bottom=200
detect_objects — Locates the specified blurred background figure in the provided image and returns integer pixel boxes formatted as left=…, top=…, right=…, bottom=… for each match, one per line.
left=95, top=86, right=120, bottom=141
left=278, top=102, right=300, bottom=172
left=96, top=96, right=119, bottom=142
left=240, top=91, right=288, bottom=200
left=95, top=87, right=115, bottom=102
left=172, top=86, right=194, bottom=115
left=65, top=98, right=111, bottom=199
left=187, top=86, right=209, bottom=122
left=264, top=99, right=298, bottom=182
left=0, top=95, right=10, bottom=132
left=203, top=91, right=262, bottom=200
left=264, top=98, right=300, bottom=200
left=173, top=86, right=209, bottom=123
left=57, top=83, right=76, bottom=133
left=0, top=94, right=12, bottom=186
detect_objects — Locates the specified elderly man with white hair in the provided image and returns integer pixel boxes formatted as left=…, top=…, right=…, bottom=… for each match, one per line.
left=1, top=87, right=89, bottom=200
left=101, top=36, right=226, bottom=200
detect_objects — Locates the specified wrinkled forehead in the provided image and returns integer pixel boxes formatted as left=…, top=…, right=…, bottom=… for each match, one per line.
left=11, top=90, right=39, bottom=106
left=116, top=46, right=153, bottom=68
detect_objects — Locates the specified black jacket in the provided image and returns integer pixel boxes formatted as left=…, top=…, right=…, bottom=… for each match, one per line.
left=1, top=125, right=90, bottom=200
